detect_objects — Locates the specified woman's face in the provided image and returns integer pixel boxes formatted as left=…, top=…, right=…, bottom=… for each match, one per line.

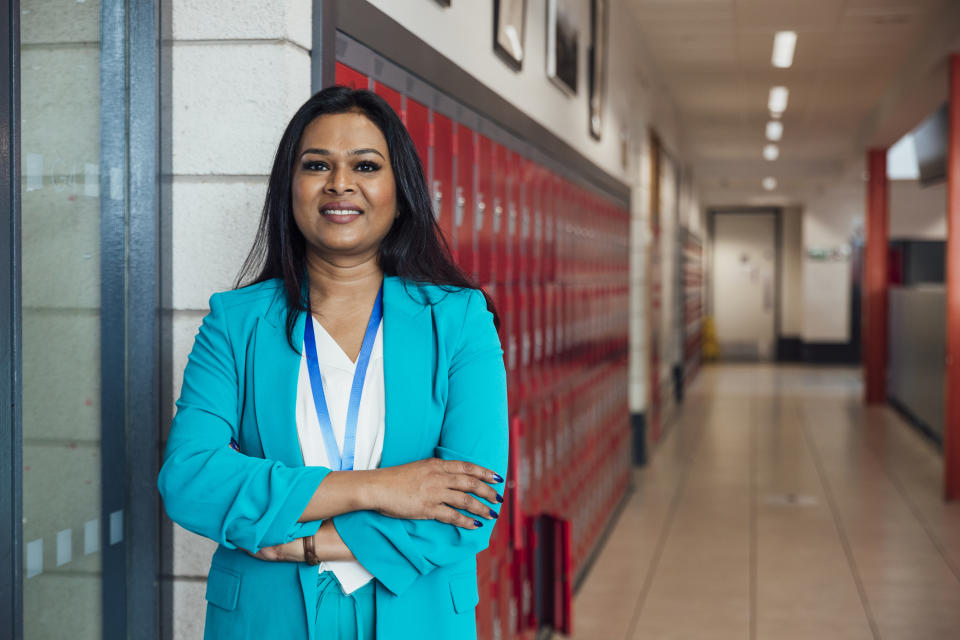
left=291, top=111, right=397, bottom=263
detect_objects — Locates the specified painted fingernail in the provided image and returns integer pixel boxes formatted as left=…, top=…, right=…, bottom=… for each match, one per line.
left=496, top=494, right=503, bottom=503
left=489, top=509, right=498, bottom=518
left=474, top=519, right=483, bottom=527
left=492, top=473, right=504, bottom=483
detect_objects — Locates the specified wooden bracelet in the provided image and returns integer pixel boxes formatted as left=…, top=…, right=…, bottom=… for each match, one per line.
left=303, top=533, right=320, bottom=566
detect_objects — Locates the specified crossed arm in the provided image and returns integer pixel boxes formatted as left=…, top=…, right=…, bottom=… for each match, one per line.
left=158, top=289, right=508, bottom=594
left=248, top=458, right=505, bottom=563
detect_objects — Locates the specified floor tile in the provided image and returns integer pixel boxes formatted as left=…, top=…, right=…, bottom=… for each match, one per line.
left=564, top=364, right=960, bottom=640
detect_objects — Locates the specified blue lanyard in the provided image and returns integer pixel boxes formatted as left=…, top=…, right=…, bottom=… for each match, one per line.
left=303, top=286, right=383, bottom=471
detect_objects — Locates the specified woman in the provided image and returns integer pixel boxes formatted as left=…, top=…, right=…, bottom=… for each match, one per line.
left=158, top=86, right=509, bottom=639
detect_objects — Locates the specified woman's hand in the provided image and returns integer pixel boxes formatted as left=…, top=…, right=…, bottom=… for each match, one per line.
left=246, top=520, right=354, bottom=563
left=366, top=458, right=503, bottom=529
left=246, top=538, right=305, bottom=563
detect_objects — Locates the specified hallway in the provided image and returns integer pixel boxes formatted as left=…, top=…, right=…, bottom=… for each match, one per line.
left=571, top=365, right=960, bottom=640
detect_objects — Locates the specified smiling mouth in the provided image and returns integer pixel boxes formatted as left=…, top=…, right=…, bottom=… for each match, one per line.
left=322, top=209, right=363, bottom=217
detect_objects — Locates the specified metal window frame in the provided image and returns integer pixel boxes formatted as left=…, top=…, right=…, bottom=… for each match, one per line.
left=125, top=0, right=161, bottom=636
left=100, top=0, right=161, bottom=636
left=0, top=0, right=160, bottom=635
left=1, top=0, right=22, bottom=637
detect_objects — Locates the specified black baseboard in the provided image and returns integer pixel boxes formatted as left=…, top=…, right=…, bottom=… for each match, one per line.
left=631, top=412, right=646, bottom=466
left=801, top=341, right=859, bottom=364
left=776, top=336, right=859, bottom=364
left=776, top=337, right=803, bottom=361
left=887, top=395, right=943, bottom=448
left=672, top=364, right=684, bottom=403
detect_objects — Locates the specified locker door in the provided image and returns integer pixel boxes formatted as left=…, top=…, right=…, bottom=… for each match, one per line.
left=455, top=124, right=476, bottom=278
left=405, top=97, right=430, bottom=179
left=373, top=81, right=405, bottom=123
left=543, top=173, right=556, bottom=284
left=431, top=112, right=455, bottom=250
left=475, top=134, right=493, bottom=286
left=501, top=284, right=517, bottom=411
left=520, top=165, right=535, bottom=282
left=504, top=151, right=520, bottom=286
left=492, top=142, right=510, bottom=285
left=335, top=62, right=370, bottom=89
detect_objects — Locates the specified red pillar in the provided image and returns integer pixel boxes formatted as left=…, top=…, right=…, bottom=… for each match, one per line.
left=863, top=149, right=888, bottom=405
left=945, top=53, right=960, bottom=500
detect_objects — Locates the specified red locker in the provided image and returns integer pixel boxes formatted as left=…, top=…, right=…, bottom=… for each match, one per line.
left=476, top=134, right=494, bottom=285
left=372, top=81, right=404, bottom=123
left=519, top=284, right=532, bottom=404
left=543, top=178, right=556, bottom=284
left=432, top=112, right=455, bottom=251
left=500, top=286, right=518, bottom=410
left=504, top=154, right=520, bottom=287
left=493, top=143, right=511, bottom=285
left=405, top=97, right=430, bottom=178
left=508, top=415, right=525, bottom=549
left=516, top=162, right=541, bottom=282
left=527, top=166, right=543, bottom=283
left=335, top=62, right=370, bottom=89
left=455, top=124, right=476, bottom=278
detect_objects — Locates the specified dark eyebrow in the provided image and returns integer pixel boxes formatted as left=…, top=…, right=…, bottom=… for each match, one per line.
left=300, top=147, right=386, bottom=160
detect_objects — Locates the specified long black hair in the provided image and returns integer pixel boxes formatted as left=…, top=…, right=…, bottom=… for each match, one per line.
left=236, top=85, right=498, bottom=348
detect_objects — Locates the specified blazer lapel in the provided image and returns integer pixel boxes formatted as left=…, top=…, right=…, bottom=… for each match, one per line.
left=381, top=276, right=433, bottom=467
left=252, top=291, right=306, bottom=468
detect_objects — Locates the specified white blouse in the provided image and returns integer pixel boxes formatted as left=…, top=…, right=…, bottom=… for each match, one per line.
left=295, top=315, right=385, bottom=594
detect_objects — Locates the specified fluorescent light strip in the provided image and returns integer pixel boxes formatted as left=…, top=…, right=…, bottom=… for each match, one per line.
left=766, top=121, right=783, bottom=141
left=768, top=86, right=789, bottom=116
left=772, top=31, right=797, bottom=68
left=763, top=144, right=780, bottom=161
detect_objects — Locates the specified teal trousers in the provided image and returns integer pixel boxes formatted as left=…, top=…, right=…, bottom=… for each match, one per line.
left=315, top=571, right=376, bottom=639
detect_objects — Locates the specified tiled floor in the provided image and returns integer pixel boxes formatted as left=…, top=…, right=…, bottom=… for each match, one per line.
left=568, top=364, right=960, bottom=640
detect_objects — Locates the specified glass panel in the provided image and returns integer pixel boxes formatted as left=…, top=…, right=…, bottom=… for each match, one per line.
left=20, top=0, right=104, bottom=637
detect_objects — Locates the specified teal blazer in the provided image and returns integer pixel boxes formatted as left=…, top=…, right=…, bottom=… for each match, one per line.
left=158, top=276, right=508, bottom=639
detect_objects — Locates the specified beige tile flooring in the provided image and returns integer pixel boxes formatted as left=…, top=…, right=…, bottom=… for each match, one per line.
left=567, top=364, right=960, bottom=640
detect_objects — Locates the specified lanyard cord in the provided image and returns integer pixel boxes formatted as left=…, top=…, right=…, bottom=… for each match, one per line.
left=303, top=286, right=384, bottom=471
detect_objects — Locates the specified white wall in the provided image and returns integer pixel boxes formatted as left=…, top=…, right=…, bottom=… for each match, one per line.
left=789, top=175, right=945, bottom=346
left=365, top=0, right=680, bottom=189
left=163, top=1, right=313, bottom=638
left=890, top=179, right=947, bottom=240
left=801, top=180, right=863, bottom=342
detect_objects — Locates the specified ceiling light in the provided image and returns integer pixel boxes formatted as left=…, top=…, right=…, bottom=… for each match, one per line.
left=772, top=31, right=797, bottom=68
left=763, top=144, right=780, bottom=161
left=768, top=86, right=789, bottom=116
left=766, top=121, right=783, bottom=141
left=762, top=177, right=777, bottom=191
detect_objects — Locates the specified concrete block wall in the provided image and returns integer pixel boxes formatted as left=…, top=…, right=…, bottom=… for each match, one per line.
left=159, top=2, right=313, bottom=638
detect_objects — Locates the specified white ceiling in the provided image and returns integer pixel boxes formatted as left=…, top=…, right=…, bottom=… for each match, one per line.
left=625, top=0, right=960, bottom=205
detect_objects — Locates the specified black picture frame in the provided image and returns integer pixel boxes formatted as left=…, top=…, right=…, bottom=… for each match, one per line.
left=588, top=0, right=607, bottom=140
left=494, top=0, right=527, bottom=70
left=547, top=0, right=578, bottom=96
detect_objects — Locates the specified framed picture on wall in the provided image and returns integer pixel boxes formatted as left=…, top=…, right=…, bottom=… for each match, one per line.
left=494, top=0, right=527, bottom=70
left=547, top=0, right=579, bottom=95
left=589, top=0, right=608, bottom=139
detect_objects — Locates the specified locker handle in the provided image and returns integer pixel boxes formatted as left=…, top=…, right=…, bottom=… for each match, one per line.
left=455, top=187, right=465, bottom=227
left=476, top=198, right=486, bottom=231
left=432, top=180, right=442, bottom=221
